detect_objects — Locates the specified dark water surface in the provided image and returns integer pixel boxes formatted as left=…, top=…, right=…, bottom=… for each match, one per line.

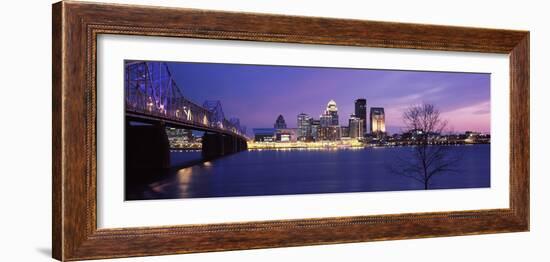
left=125, top=145, right=490, bottom=200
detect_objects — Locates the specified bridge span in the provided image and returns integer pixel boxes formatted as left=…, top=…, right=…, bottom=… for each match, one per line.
left=125, top=61, right=248, bottom=169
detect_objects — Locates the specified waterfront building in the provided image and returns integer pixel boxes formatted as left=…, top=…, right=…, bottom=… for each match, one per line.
left=319, top=100, right=341, bottom=140
left=310, top=119, right=321, bottom=141
left=297, top=113, right=312, bottom=141
left=326, top=99, right=339, bottom=126
left=276, top=128, right=298, bottom=142
left=341, top=126, right=350, bottom=138
left=401, top=129, right=423, bottom=141
left=370, top=107, right=386, bottom=135
left=348, top=115, right=364, bottom=139
left=320, top=126, right=341, bottom=141
left=354, top=98, right=367, bottom=136
left=320, top=114, right=332, bottom=128
left=319, top=113, right=331, bottom=140
left=165, top=127, right=192, bottom=140
left=464, top=131, right=490, bottom=144
left=166, top=127, right=194, bottom=148
left=253, top=128, right=276, bottom=142
left=274, top=114, right=287, bottom=129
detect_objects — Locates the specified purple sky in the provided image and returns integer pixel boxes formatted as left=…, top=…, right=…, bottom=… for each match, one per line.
left=166, top=62, right=490, bottom=135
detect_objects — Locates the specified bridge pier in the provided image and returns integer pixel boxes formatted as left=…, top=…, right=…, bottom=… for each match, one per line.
left=125, top=121, right=171, bottom=169
left=224, top=135, right=235, bottom=155
left=202, top=133, right=248, bottom=160
left=240, top=139, right=248, bottom=151
left=202, top=133, right=223, bottom=159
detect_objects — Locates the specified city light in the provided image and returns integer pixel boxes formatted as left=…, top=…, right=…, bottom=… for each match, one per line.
left=249, top=99, right=490, bottom=150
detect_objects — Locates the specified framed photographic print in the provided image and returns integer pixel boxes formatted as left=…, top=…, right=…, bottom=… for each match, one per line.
left=52, top=1, right=529, bottom=261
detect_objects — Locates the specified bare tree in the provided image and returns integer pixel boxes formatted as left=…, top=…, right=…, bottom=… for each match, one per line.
left=389, top=103, right=461, bottom=189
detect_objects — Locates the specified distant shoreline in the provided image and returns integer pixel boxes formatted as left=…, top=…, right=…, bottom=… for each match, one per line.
left=247, top=143, right=489, bottom=150
left=169, top=142, right=490, bottom=151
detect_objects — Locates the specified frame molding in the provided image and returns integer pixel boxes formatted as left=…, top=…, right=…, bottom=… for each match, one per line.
left=52, top=1, right=529, bottom=261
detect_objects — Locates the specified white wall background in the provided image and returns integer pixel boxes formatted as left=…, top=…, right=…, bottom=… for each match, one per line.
left=0, top=0, right=547, bottom=261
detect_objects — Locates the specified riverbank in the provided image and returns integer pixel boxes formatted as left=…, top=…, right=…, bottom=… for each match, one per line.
left=247, top=141, right=489, bottom=150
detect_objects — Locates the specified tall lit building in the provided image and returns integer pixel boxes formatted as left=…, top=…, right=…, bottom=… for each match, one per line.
left=354, top=98, right=367, bottom=136
left=297, top=113, right=312, bottom=141
left=326, top=99, right=339, bottom=126
left=319, top=100, right=340, bottom=140
left=349, top=115, right=364, bottom=139
left=320, top=114, right=332, bottom=127
left=370, top=107, right=386, bottom=135
left=310, top=119, right=321, bottom=141
left=319, top=114, right=332, bottom=140
left=274, top=114, right=287, bottom=129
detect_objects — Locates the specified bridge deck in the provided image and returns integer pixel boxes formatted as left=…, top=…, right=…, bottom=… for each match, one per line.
left=126, top=110, right=248, bottom=141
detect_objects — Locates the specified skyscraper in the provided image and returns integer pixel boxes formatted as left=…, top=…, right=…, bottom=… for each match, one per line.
left=274, top=114, right=287, bottom=129
left=320, top=114, right=332, bottom=127
left=319, top=100, right=340, bottom=140
left=326, top=99, right=339, bottom=126
left=354, top=98, right=367, bottom=136
left=370, top=107, right=386, bottom=135
left=297, top=113, right=312, bottom=141
left=349, top=115, right=364, bottom=139
left=310, top=119, right=320, bottom=141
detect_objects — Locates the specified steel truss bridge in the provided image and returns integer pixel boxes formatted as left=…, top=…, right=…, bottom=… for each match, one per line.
left=124, top=61, right=248, bottom=168
left=125, top=61, right=247, bottom=138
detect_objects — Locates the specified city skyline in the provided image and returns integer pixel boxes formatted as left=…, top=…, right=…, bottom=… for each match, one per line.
left=167, top=61, right=490, bottom=135
left=125, top=60, right=492, bottom=201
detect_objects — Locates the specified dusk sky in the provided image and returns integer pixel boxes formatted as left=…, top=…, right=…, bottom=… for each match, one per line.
left=166, top=62, right=490, bottom=136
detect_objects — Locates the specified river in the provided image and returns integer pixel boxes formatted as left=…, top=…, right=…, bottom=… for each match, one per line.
left=125, top=144, right=490, bottom=200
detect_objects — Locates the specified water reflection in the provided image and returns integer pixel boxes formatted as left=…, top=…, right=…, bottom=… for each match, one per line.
left=176, top=167, right=194, bottom=198
left=126, top=145, right=490, bottom=200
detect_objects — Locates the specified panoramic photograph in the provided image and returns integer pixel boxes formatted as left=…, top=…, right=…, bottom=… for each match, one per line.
left=124, top=60, right=491, bottom=200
